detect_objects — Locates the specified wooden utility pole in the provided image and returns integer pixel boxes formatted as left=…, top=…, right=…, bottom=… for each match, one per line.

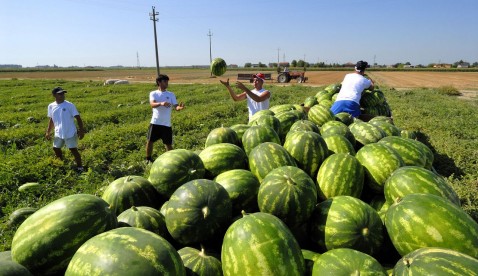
left=150, top=6, right=160, bottom=76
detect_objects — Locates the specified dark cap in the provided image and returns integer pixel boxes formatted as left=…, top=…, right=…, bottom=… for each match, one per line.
left=52, top=87, right=67, bottom=94
left=355, top=61, right=369, bottom=71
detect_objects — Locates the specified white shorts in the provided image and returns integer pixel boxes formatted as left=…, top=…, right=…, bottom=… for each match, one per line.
left=53, top=134, right=78, bottom=149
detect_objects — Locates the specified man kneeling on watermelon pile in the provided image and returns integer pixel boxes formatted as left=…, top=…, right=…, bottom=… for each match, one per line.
left=330, top=60, right=374, bottom=118
left=220, top=73, right=271, bottom=122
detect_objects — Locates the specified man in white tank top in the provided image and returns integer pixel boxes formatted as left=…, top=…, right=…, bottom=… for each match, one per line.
left=220, top=73, right=271, bottom=122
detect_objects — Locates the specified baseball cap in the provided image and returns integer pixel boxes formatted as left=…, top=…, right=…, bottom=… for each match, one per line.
left=52, top=87, right=67, bottom=94
left=253, top=73, right=265, bottom=82
left=355, top=61, right=369, bottom=71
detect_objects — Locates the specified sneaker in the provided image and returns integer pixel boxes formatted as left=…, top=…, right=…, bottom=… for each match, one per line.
left=145, top=157, right=154, bottom=164
left=76, top=166, right=85, bottom=173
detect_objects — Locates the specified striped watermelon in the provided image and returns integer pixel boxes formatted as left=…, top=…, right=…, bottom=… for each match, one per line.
left=384, top=166, right=460, bottom=205
left=269, top=104, right=296, bottom=115
left=369, top=120, right=400, bottom=137
left=165, top=179, right=232, bottom=245
left=7, top=207, right=37, bottom=227
left=302, top=249, right=321, bottom=276
left=283, top=131, right=329, bottom=178
left=199, top=143, right=247, bottom=178
left=400, top=129, right=418, bottom=139
left=334, top=112, right=354, bottom=126
left=316, top=153, right=364, bottom=200
left=221, top=212, right=305, bottom=276
left=148, top=149, right=205, bottom=198
left=117, top=206, right=169, bottom=238
left=349, top=121, right=386, bottom=148
left=312, top=248, right=387, bottom=275
left=320, top=120, right=356, bottom=146
left=250, top=109, right=275, bottom=122
left=408, top=138, right=434, bottom=169
left=315, top=90, right=331, bottom=102
left=303, top=96, right=318, bottom=108
left=309, top=196, right=384, bottom=255
left=385, top=193, right=478, bottom=258
left=177, top=247, right=222, bottom=276
left=308, top=104, right=334, bottom=127
left=274, top=110, right=300, bottom=141
left=249, top=114, right=281, bottom=136
left=378, top=136, right=428, bottom=167
left=322, top=133, right=356, bottom=155
left=356, top=143, right=404, bottom=192
left=101, top=175, right=163, bottom=215
left=0, top=251, right=12, bottom=262
left=368, top=115, right=394, bottom=125
left=392, top=247, right=478, bottom=276
left=210, top=58, right=227, bottom=76
left=214, top=169, right=260, bottom=215
left=229, top=123, right=250, bottom=147
left=288, top=119, right=320, bottom=134
left=241, top=125, right=281, bottom=156
left=11, top=194, right=117, bottom=275
left=248, top=142, right=297, bottom=182
left=205, top=126, right=240, bottom=147
left=258, top=166, right=317, bottom=227
left=318, top=99, right=333, bottom=109
left=65, top=227, right=185, bottom=275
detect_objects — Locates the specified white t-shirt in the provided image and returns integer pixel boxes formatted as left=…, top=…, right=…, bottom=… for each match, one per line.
left=149, top=90, right=178, bottom=126
left=335, top=73, right=372, bottom=104
left=47, top=100, right=80, bottom=139
left=247, top=88, right=270, bottom=121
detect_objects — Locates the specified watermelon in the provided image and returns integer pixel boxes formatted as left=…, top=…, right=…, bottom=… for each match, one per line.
left=384, top=166, right=460, bottom=205
left=283, top=130, right=329, bottom=178
left=322, top=133, right=356, bottom=156
left=385, top=193, right=478, bottom=258
left=369, top=116, right=394, bottom=125
left=408, top=138, right=434, bottom=169
left=302, top=249, right=321, bottom=276
left=101, top=175, right=163, bottom=215
left=288, top=119, right=320, bottom=134
left=0, top=260, right=33, bottom=276
left=199, top=143, right=247, bottom=178
left=320, top=120, right=356, bottom=146
left=117, top=206, right=169, bottom=238
left=356, top=143, right=404, bottom=192
left=312, top=248, right=387, bottom=275
left=315, top=90, right=331, bottom=102
left=349, top=121, right=386, bottom=148
left=316, top=153, right=364, bottom=200
left=303, top=96, right=318, bottom=108
left=214, top=169, right=260, bottom=215
left=269, top=104, right=296, bottom=115
left=0, top=251, right=12, bottom=262
left=248, top=142, right=297, bottom=182
left=334, top=112, right=354, bottom=126
left=309, top=196, right=384, bottom=256
left=7, top=207, right=37, bottom=227
left=229, top=123, right=250, bottom=147
left=177, top=247, right=222, bottom=276
left=369, top=120, right=400, bottom=137
left=378, top=136, right=428, bottom=167
left=148, top=149, right=205, bottom=198
left=274, top=110, right=300, bottom=141
left=258, top=166, right=317, bottom=227
left=400, top=129, right=417, bottom=139
left=318, top=99, right=333, bottom=109
left=165, top=179, right=232, bottom=245
left=250, top=109, right=275, bottom=122
left=221, top=212, right=305, bottom=276
left=249, top=114, right=281, bottom=136
left=308, top=104, right=334, bottom=127
left=65, top=227, right=185, bottom=275
left=393, top=247, right=478, bottom=276
left=17, top=182, right=40, bottom=193
left=241, top=125, right=281, bottom=156
left=210, top=58, right=227, bottom=76
left=11, top=194, right=117, bottom=275
left=205, top=126, right=240, bottom=147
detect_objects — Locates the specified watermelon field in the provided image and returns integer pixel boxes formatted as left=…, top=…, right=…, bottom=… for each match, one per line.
left=0, top=72, right=478, bottom=274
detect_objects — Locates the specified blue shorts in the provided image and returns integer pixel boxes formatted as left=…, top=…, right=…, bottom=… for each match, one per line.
left=330, top=100, right=361, bottom=118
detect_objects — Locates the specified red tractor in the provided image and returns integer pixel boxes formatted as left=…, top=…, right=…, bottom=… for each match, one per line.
left=276, top=71, right=308, bottom=83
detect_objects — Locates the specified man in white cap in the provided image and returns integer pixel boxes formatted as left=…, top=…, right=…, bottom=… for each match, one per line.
left=330, top=60, right=374, bottom=118
left=220, top=73, right=271, bottom=122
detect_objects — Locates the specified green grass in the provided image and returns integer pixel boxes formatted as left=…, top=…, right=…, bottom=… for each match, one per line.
left=0, top=79, right=477, bottom=251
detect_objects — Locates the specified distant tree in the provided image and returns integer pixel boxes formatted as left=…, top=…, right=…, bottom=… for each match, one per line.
left=244, top=63, right=252, bottom=68
left=472, top=62, right=478, bottom=67
left=258, top=62, right=267, bottom=68
left=405, top=62, right=411, bottom=65
left=291, top=60, right=297, bottom=67
left=297, top=60, right=305, bottom=67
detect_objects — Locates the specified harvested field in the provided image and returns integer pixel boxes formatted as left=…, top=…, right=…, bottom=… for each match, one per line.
left=1, top=69, right=477, bottom=99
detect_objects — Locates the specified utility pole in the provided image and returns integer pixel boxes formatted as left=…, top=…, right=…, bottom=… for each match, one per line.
left=150, top=6, right=160, bottom=76
left=137, top=51, right=141, bottom=69
left=207, top=29, right=213, bottom=77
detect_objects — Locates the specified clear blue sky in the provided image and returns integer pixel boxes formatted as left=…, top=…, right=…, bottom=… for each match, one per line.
left=1, top=0, right=477, bottom=67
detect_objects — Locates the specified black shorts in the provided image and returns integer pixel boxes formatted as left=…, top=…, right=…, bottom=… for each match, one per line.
left=147, top=124, right=173, bottom=145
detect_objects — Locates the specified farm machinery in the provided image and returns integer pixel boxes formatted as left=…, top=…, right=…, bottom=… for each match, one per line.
left=277, top=71, right=308, bottom=83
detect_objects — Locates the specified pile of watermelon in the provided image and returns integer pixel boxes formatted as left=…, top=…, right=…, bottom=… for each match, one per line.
left=3, top=83, right=478, bottom=275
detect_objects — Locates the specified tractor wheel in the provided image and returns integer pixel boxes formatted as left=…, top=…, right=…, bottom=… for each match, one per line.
left=277, top=73, right=289, bottom=83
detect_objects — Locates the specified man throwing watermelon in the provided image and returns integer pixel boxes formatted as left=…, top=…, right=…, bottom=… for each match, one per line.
left=330, top=60, right=374, bottom=118
left=220, top=73, right=271, bottom=122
